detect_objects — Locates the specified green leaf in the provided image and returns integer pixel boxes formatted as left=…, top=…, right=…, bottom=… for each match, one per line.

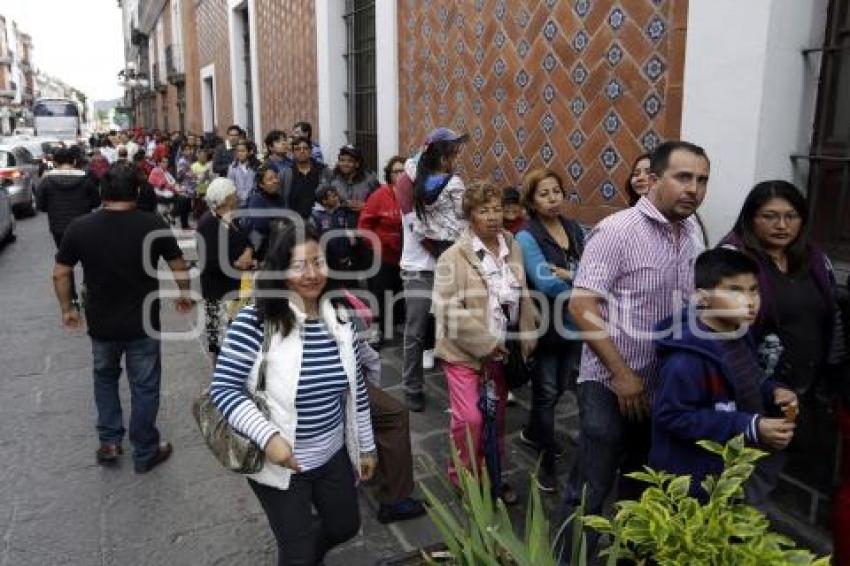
left=696, top=439, right=725, bottom=456
left=582, top=515, right=613, bottom=534
left=666, top=475, right=692, bottom=500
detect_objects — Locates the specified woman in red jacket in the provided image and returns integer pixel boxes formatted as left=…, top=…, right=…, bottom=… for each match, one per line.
left=358, top=155, right=406, bottom=346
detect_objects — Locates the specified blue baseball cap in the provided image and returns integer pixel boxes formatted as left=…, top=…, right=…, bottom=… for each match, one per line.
left=424, top=127, right=469, bottom=146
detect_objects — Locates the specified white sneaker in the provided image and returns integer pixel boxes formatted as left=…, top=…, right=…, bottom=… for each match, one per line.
left=422, top=349, right=435, bottom=370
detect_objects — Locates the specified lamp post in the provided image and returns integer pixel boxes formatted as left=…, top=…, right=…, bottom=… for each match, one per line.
left=117, top=65, right=149, bottom=129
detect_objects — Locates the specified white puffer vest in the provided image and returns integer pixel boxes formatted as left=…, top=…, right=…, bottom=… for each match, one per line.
left=246, top=300, right=363, bottom=490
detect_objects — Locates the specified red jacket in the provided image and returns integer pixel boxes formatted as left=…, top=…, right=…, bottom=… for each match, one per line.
left=357, top=183, right=402, bottom=266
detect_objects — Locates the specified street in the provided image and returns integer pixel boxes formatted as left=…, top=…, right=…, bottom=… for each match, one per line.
left=0, top=213, right=580, bottom=565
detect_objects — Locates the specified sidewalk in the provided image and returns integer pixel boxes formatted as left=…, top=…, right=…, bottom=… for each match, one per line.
left=0, top=216, right=579, bottom=565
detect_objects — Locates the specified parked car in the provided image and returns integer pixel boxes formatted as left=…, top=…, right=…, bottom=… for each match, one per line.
left=0, top=144, right=39, bottom=217
left=0, top=182, right=15, bottom=245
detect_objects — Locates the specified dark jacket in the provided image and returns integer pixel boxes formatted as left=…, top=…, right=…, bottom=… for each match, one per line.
left=36, top=169, right=101, bottom=235
left=240, top=189, right=286, bottom=260
left=719, top=233, right=847, bottom=382
left=516, top=215, right=585, bottom=346
left=279, top=160, right=331, bottom=218
left=650, top=310, right=777, bottom=499
left=309, top=203, right=359, bottom=271
left=329, top=171, right=379, bottom=206
left=196, top=211, right=251, bottom=300
left=212, top=144, right=234, bottom=178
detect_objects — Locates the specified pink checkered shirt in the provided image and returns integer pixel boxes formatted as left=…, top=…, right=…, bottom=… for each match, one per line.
left=573, top=197, right=702, bottom=394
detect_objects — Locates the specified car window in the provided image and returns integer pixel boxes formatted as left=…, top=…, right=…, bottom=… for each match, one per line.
left=0, top=151, right=14, bottom=168
left=26, top=144, right=43, bottom=159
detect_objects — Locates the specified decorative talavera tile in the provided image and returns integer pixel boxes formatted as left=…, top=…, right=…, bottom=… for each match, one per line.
left=608, top=8, right=626, bottom=30
left=396, top=0, right=681, bottom=212
left=643, top=93, right=662, bottom=118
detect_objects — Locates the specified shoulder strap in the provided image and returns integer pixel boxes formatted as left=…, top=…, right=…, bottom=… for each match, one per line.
left=256, top=320, right=277, bottom=392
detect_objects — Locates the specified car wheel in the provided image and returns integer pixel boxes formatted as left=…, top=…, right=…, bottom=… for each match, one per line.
left=11, top=205, right=24, bottom=220
left=1, top=219, right=14, bottom=245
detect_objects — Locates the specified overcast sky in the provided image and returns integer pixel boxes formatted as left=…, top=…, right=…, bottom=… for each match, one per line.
left=3, top=0, right=125, bottom=101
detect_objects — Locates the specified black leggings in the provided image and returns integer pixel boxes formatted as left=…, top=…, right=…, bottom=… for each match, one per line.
left=248, top=449, right=361, bottom=566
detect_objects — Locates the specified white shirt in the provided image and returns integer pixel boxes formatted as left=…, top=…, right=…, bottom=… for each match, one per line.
left=100, top=146, right=118, bottom=164
left=471, top=232, right=521, bottom=338
left=399, top=157, right=436, bottom=272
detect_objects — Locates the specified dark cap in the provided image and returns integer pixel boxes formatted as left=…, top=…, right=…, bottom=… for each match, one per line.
left=315, top=184, right=338, bottom=201
left=338, top=145, right=362, bottom=160
left=502, top=186, right=521, bottom=205
left=424, top=127, right=469, bottom=146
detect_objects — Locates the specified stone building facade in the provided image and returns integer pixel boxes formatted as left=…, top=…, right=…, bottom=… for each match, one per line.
left=120, top=0, right=849, bottom=539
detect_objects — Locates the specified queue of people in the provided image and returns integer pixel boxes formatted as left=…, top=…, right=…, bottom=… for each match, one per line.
left=49, top=123, right=849, bottom=566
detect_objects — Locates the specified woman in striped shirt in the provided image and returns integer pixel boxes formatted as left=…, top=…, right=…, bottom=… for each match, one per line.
left=210, top=221, right=376, bottom=566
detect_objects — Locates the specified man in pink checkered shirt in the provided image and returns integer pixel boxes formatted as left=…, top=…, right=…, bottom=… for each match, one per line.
left=558, top=141, right=710, bottom=558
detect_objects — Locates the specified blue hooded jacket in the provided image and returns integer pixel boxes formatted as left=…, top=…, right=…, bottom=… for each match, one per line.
left=650, top=309, right=778, bottom=498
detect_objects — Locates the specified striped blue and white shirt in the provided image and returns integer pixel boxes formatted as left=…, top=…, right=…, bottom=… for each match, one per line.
left=210, top=305, right=374, bottom=471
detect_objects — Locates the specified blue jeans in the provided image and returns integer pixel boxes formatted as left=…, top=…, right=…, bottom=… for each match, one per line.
left=557, top=380, right=651, bottom=562
left=525, top=341, right=581, bottom=473
left=91, top=337, right=162, bottom=466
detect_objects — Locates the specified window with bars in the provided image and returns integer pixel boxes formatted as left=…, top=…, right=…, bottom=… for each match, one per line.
left=343, top=0, right=377, bottom=173
left=802, top=0, right=850, bottom=263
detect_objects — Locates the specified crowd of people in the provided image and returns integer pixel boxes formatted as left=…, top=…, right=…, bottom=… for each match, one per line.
left=44, top=122, right=850, bottom=565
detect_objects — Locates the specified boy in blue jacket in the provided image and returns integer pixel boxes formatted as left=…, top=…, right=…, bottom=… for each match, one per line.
left=650, top=248, right=798, bottom=500
left=309, top=183, right=360, bottom=271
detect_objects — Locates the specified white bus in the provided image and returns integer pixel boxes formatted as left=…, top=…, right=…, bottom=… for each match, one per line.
left=33, top=98, right=81, bottom=143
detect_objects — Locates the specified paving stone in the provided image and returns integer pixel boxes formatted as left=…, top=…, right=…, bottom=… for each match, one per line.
left=0, top=215, right=591, bottom=566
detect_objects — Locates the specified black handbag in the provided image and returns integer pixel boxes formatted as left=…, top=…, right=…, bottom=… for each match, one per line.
left=503, top=325, right=534, bottom=390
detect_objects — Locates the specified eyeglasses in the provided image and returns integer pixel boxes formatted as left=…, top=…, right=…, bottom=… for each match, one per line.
left=293, top=146, right=311, bottom=152
left=391, top=168, right=405, bottom=175
left=289, top=256, right=327, bottom=275
left=755, top=212, right=801, bottom=225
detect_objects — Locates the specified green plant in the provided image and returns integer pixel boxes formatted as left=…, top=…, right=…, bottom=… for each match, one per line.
left=420, top=429, right=562, bottom=565
left=582, top=435, right=831, bottom=566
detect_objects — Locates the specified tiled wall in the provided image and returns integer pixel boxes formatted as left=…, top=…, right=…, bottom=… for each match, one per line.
left=255, top=0, right=319, bottom=141
left=196, top=0, right=233, bottom=134
left=398, top=0, right=688, bottom=224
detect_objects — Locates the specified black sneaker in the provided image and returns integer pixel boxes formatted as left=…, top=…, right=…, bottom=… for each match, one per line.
left=405, top=392, right=425, bottom=413
left=377, top=497, right=427, bottom=524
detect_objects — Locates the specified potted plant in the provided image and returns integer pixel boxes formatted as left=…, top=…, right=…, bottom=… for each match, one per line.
left=416, top=430, right=570, bottom=565
left=582, top=435, right=831, bottom=565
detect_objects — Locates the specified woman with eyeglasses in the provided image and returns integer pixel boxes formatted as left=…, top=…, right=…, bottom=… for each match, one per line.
left=720, top=180, right=847, bottom=506
left=209, top=221, right=376, bottom=566
left=357, top=155, right=407, bottom=346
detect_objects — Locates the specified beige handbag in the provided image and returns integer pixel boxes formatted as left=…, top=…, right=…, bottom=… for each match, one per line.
left=192, top=321, right=275, bottom=474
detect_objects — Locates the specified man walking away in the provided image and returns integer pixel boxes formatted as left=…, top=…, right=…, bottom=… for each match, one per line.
left=37, top=146, right=101, bottom=305
left=52, top=164, right=195, bottom=473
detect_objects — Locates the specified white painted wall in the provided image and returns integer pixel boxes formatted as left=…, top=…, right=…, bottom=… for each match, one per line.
left=375, top=0, right=400, bottom=172
left=200, top=63, right=217, bottom=133
left=315, top=0, right=349, bottom=165
left=228, top=0, right=262, bottom=142
left=681, top=0, right=828, bottom=244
